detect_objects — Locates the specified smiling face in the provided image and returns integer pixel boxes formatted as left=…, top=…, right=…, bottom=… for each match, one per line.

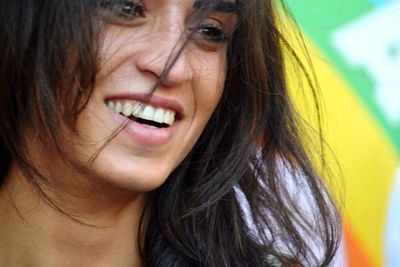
left=57, top=0, right=238, bottom=192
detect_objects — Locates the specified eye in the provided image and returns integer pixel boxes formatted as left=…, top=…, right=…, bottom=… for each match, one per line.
left=100, top=0, right=145, bottom=22
left=190, top=19, right=232, bottom=51
left=195, top=21, right=230, bottom=44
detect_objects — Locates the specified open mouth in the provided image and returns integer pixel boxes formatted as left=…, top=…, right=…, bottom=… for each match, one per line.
left=106, top=100, right=176, bottom=129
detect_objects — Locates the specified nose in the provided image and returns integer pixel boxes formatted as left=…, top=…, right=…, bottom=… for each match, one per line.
left=134, top=25, right=194, bottom=88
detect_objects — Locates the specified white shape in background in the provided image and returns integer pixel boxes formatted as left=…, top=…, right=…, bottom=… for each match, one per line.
left=385, top=166, right=400, bottom=267
left=332, top=2, right=400, bottom=125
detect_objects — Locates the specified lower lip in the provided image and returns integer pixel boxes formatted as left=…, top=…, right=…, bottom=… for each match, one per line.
left=109, top=109, right=176, bottom=147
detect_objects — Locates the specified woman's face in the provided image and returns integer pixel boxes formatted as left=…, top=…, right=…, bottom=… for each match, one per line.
left=65, top=0, right=237, bottom=192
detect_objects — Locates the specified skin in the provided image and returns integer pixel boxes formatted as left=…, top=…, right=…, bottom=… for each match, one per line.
left=0, top=0, right=237, bottom=266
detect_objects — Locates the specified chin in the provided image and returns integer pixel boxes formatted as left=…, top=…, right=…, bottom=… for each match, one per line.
left=88, top=153, right=174, bottom=193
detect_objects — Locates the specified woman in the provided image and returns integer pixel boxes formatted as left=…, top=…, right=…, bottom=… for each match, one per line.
left=0, top=0, right=341, bottom=266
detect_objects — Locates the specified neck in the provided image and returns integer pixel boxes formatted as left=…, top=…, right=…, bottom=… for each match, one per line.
left=0, top=165, right=146, bottom=267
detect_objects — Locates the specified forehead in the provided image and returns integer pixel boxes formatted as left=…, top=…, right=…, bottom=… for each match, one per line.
left=192, top=0, right=240, bottom=16
left=146, top=0, right=239, bottom=13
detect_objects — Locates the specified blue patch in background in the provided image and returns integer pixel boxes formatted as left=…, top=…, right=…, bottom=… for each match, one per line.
left=371, top=0, right=398, bottom=7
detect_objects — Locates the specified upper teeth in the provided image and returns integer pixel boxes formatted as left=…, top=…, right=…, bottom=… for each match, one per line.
left=107, top=100, right=176, bottom=126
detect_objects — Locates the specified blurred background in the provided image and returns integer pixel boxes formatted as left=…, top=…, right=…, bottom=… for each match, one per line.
left=283, top=0, right=400, bottom=266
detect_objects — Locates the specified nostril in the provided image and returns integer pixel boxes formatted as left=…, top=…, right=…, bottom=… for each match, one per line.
left=134, top=41, right=193, bottom=87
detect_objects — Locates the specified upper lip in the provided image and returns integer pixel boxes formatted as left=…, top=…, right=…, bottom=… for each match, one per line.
left=105, top=93, right=184, bottom=119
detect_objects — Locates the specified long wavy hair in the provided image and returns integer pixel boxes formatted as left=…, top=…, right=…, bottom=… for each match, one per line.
left=0, top=0, right=341, bottom=266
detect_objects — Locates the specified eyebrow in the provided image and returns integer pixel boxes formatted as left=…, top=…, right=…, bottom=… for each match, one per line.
left=193, top=0, right=240, bottom=14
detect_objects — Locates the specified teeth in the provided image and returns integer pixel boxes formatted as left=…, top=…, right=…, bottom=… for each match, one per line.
left=115, top=101, right=122, bottom=113
left=106, top=100, right=177, bottom=126
left=153, top=108, right=165, bottom=124
left=132, top=103, right=142, bottom=117
left=122, top=103, right=133, bottom=117
left=142, top=105, right=155, bottom=121
left=164, top=111, right=175, bottom=125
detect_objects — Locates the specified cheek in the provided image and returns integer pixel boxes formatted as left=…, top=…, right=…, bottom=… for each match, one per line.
left=193, top=55, right=226, bottom=119
left=96, top=29, right=140, bottom=81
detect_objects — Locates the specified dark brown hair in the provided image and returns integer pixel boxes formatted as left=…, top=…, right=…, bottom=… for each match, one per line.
left=0, top=0, right=341, bottom=266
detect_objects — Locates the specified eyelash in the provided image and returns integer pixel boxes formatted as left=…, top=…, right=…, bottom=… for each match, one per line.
left=100, top=0, right=145, bottom=21
left=195, top=23, right=230, bottom=43
left=100, top=0, right=230, bottom=44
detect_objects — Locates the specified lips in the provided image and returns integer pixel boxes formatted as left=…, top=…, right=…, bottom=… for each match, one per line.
left=104, top=94, right=184, bottom=146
